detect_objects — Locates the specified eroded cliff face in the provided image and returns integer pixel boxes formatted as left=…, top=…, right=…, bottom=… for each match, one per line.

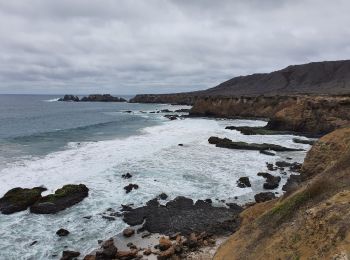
left=190, top=95, right=350, bottom=135
left=214, top=127, right=350, bottom=260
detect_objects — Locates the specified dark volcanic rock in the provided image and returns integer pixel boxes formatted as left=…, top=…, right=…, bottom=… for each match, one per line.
left=80, top=94, right=126, bottom=102
left=122, top=173, right=132, bottom=179
left=123, top=228, right=135, bottom=238
left=123, top=196, right=243, bottom=236
left=260, top=150, right=276, bottom=156
left=95, top=238, right=118, bottom=259
left=123, top=184, right=139, bottom=194
left=225, top=126, right=294, bottom=136
left=275, top=161, right=292, bottom=168
left=61, top=250, right=80, bottom=260
left=292, top=138, right=316, bottom=145
left=56, top=228, right=70, bottom=237
left=266, top=163, right=277, bottom=171
left=30, top=184, right=89, bottom=214
left=237, top=177, right=251, bottom=188
left=158, top=193, right=168, bottom=200
left=208, top=136, right=302, bottom=152
left=164, top=114, right=178, bottom=120
left=0, top=187, right=47, bottom=214
left=254, top=192, right=276, bottom=203
left=58, top=95, right=79, bottom=102
left=257, top=172, right=281, bottom=190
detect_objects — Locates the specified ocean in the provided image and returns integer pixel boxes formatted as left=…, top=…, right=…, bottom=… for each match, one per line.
left=0, top=94, right=311, bottom=259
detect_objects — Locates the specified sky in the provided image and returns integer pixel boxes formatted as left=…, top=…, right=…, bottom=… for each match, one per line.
left=0, top=0, right=350, bottom=95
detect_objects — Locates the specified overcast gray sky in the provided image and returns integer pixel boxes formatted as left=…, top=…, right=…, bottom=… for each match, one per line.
left=0, top=0, right=350, bottom=94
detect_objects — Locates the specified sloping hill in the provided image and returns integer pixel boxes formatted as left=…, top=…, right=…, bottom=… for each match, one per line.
left=214, top=127, right=350, bottom=260
left=130, top=60, right=350, bottom=104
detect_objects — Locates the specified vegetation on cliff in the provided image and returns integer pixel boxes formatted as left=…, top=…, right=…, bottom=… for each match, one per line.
left=214, top=127, right=350, bottom=260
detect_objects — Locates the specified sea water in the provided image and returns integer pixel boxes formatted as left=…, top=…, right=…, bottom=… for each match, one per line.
left=0, top=95, right=311, bottom=259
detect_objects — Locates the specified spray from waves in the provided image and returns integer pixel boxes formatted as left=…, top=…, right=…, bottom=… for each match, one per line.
left=42, top=98, right=60, bottom=102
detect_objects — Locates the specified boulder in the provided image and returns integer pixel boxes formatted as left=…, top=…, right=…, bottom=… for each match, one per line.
left=115, top=250, right=138, bottom=260
left=282, top=174, right=302, bottom=192
left=158, top=236, right=172, bottom=251
left=164, top=115, right=178, bottom=120
left=30, top=184, right=89, bottom=214
left=158, top=193, right=168, bottom=200
left=260, top=150, right=276, bottom=156
left=95, top=238, right=118, bottom=259
left=123, top=184, right=139, bottom=194
left=254, top=192, right=276, bottom=203
left=122, top=173, right=132, bottom=179
left=56, top=228, right=70, bottom=237
left=0, top=187, right=47, bottom=214
left=61, top=250, right=80, bottom=260
left=275, top=161, right=292, bottom=168
left=263, top=176, right=281, bottom=190
left=157, top=246, right=175, bottom=260
left=123, top=228, right=135, bottom=238
left=237, top=177, right=251, bottom=188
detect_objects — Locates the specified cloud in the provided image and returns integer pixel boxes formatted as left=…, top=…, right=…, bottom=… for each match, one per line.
left=0, top=0, right=349, bottom=94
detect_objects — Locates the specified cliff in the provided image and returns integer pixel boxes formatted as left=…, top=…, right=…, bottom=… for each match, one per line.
left=130, top=60, right=350, bottom=104
left=214, top=127, right=350, bottom=260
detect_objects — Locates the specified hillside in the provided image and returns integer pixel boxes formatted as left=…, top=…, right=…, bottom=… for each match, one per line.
left=214, top=127, right=350, bottom=259
left=130, top=60, right=350, bottom=104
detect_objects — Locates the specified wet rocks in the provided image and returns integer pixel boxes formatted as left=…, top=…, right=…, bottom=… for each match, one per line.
left=123, top=228, right=135, bottom=238
left=289, top=162, right=302, bottom=172
left=225, top=126, right=293, bottom=136
left=80, top=94, right=126, bottom=102
left=237, top=177, right=251, bottom=188
left=292, top=138, right=316, bottom=145
left=30, top=184, right=89, bottom=214
left=58, top=95, right=80, bottom=102
left=266, top=163, right=277, bottom=171
left=275, top=161, right=292, bottom=168
left=158, top=193, right=168, bottom=200
left=0, top=186, right=47, bottom=214
left=260, top=150, right=276, bottom=156
left=164, top=114, right=178, bottom=120
left=123, top=184, right=139, bottom=194
left=254, top=192, right=276, bottom=203
left=158, top=236, right=172, bottom=251
left=257, top=172, right=281, bottom=189
left=122, top=173, right=132, bottom=179
left=95, top=238, right=118, bottom=259
left=123, top=196, right=242, bottom=236
left=208, top=136, right=303, bottom=152
left=61, top=250, right=80, bottom=260
left=56, top=228, right=70, bottom=237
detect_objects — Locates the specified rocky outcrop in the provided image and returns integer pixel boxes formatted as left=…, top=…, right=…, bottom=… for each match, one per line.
left=58, top=95, right=80, bottom=102
left=30, top=184, right=89, bottom=214
left=80, top=94, right=126, bottom=102
left=0, top=187, right=47, bottom=214
left=58, top=94, right=126, bottom=102
left=129, top=93, right=200, bottom=105
left=208, top=136, right=302, bottom=152
left=214, top=127, right=350, bottom=259
left=254, top=192, right=276, bottom=203
left=123, top=196, right=243, bottom=235
left=237, top=177, right=251, bottom=188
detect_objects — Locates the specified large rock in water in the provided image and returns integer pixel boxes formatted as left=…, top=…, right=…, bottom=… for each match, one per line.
left=123, top=196, right=243, bottom=235
left=80, top=94, right=126, bottom=102
left=58, top=95, right=80, bottom=102
left=30, top=184, right=88, bottom=214
left=208, top=136, right=302, bottom=152
left=0, top=187, right=47, bottom=214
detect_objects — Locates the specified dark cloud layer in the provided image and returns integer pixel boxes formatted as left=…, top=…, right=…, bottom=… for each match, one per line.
left=0, top=0, right=349, bottom=94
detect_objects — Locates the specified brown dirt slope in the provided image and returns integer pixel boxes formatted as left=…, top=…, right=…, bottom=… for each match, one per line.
left=214, top=127, right=350, bottom=260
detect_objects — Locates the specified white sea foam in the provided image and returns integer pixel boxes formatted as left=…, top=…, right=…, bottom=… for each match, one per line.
left=43, top=98, right=60, bottom=102
left=0, top=117, right=310, bottom=259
